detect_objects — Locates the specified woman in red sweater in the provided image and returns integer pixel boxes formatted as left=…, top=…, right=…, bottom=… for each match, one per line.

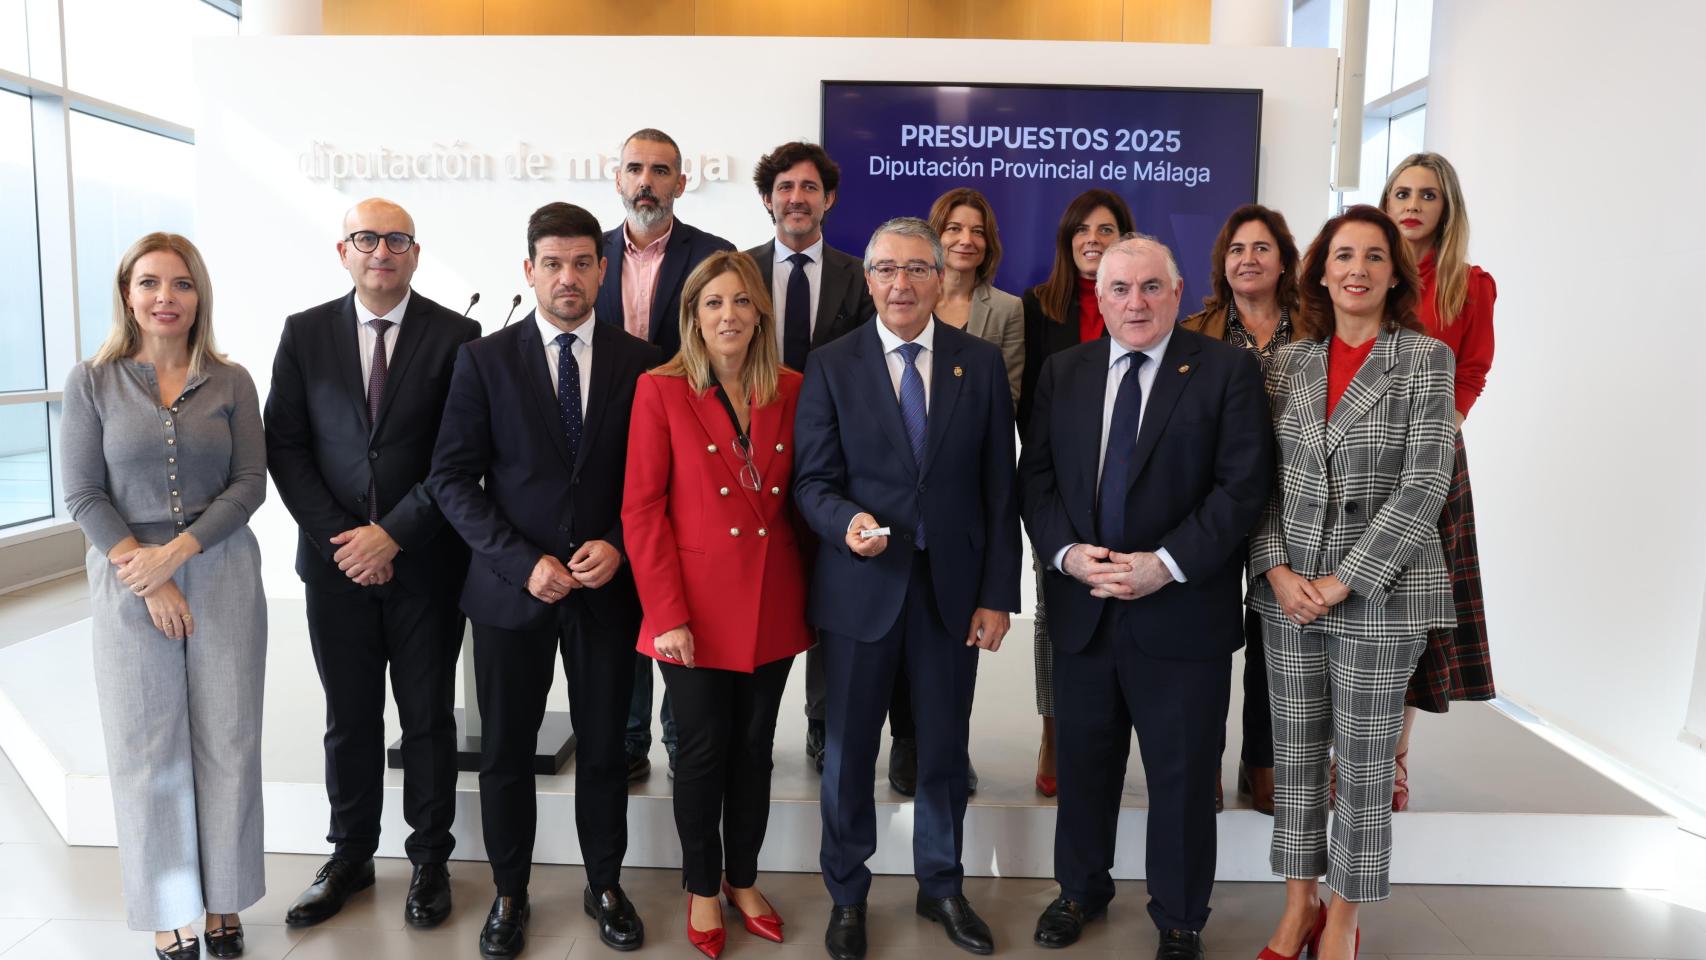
left=1380, top=152, right=1498, bottom=811
left=1016, top=188, right=1135, bottom=797
left=623, top=251, right=813, bottom=957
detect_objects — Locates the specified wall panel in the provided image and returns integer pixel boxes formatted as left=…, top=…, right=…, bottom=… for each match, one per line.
left=1122, top=0, right=1211, bottom=43
left=322, top=0, right=1212, bottom=41
left=483, top=0, right=696, bottom=36
left=907, top=0, right=1123, bottom=41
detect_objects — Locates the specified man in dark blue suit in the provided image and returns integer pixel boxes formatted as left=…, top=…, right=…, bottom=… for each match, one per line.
left=592, top=127, right=735, bottom=781
left=1017, top=237, right=1273, bottom=960
left=429, top=202, right=662, bottom=958
left=793, top=217, right=1021, bottom=960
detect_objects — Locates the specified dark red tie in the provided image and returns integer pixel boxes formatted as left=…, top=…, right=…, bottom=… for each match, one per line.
left=365, top=318, right=393, bottom=521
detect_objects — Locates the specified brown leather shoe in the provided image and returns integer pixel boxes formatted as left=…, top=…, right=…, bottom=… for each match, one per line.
left=1239, top=763, right=1276, bottom=816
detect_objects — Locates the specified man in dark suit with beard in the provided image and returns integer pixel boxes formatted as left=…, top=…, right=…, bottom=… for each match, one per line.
left=429, top=202, right=662, bottom=958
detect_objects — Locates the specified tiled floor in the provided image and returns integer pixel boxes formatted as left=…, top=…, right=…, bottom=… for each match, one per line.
left=1, top=749, right=1705, bottom=959
left=4, top=578, right=1706, bottom=958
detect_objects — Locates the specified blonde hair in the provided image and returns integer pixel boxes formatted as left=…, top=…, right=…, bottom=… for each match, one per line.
left=93, top=232, right=227, bottom=374
left=1382, top=152, right=1471, bottom=326
left=653, top=251, right=782, bottom=406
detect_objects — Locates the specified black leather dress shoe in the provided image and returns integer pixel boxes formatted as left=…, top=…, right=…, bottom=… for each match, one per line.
left=404, top=863, right=452, bottom=928
left=1155, top=928, right=1205, bottom=960
left=479, top=895, right=529, bottom=959
left=155, top=932, right=198, bottom=959
left=824, top=902, right=867, bottom=960
left=583, top=884, right=644, bottom=951
left=888, top=737, right=918, bottom=795
left=806, top=719, right=826, bottom=773
left=204, top=921, right=242, bottom=958
left=916, top=893, right=994, bottom=955
left=284, top=858, right=375, bottom=927
left=1033, top=897, right=1104, bottom=948
left=626, top=753, right=651, bottom=782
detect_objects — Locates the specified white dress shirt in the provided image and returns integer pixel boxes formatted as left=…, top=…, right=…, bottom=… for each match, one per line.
left=1054, top=331, right=1185, bottom=582
left=771, top=236, right=825, bottom=354
left=874, top=316, right=936, bottom=411
left=355, top=289, right=411, bottom=390
left=535, top=308, right=595, bottom=419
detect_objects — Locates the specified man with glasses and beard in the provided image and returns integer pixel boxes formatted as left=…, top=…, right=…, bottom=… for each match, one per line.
left=430, top=203, right=662, bottom=958
left=594, top=127, right=735, bottom=784
left=266, top=198, right=481, bottom=931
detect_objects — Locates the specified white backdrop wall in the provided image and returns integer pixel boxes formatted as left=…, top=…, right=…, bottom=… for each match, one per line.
left=1427, top=0, right=1706, bottom=806
left=194, top=35, right=1338, bottom=600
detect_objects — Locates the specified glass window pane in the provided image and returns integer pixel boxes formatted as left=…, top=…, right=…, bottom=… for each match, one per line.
left=0, top=90, right=46, bottom=393
left=71, top=111, right=195, bottom=361
left=1341, top=114, right=1390, bottom=209
left=62, top=0, right=238, bottom=125
left=1389, top=105, right=1426, bottom=165
left=1364, top=0, right=1397, bottom=103
left=1289, top=0, right=1338, bottom=48
left=0, top=403, right=53, bottom=530
left=1392, top=0, right=1433, bottom=89
left=0, top=0, right=28, bottom=75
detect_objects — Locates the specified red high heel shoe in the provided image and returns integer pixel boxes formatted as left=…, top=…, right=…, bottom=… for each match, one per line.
left=687, top=893, right=726, bottom=959
left=722, top=879, right=784, bottom=943
left=1254, top=898, right=1326, bottom=960
left=1391, top=750, right=1410, bottom=812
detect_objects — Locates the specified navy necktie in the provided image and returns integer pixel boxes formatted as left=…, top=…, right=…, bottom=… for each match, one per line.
left=364, top=318, right=393, bottom=521
left=1097, top=351, right=1147, bottom=546
left=897, top=342, right=927, bottom=549
left=784, top=252, right=812, bottom=371
left=556, top=332, right=583, bottom=463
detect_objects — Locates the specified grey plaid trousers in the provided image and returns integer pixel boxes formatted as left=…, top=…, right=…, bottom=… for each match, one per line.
left=1262, top=619, right=1424, bottom=903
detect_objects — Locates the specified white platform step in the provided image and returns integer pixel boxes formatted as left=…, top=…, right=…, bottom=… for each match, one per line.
left=0, top=601, right=1695, bottom=889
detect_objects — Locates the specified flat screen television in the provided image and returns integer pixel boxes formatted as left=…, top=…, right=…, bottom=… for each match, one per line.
left=822, top=80, right=1263, bottom=317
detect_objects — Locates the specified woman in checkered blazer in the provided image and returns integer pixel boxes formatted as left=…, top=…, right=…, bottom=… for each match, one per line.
left=1247, top=205, right=1457, bottom=960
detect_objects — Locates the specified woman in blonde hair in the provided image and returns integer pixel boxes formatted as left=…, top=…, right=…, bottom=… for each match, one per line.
left=61, top=233, right=267, bottom=959
left=1381, top=152, right=1498, bottom=811
left=622, top=250, right=812, bottom=957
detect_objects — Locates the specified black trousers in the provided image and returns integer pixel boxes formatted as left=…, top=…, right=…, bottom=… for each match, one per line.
left=1054, top=613, right=1230, bottom=932
left=473, top=595, right=636, bottom=895
left=660, top=655, right=795, bottom=896
left=305, top=579, right=464, bottom=864
left=804, top=644, right=915, bottom=738
left=1223, top=606, right=1276, bottom=768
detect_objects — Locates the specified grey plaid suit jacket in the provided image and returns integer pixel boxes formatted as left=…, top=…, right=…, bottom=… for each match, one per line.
left=1249, top=326, right=1457, bottom=638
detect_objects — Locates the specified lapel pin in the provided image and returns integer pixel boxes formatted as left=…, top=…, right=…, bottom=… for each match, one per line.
left=953, top=365, right=964, bottom=378
left=1178, top=363, right=1191, bottom=374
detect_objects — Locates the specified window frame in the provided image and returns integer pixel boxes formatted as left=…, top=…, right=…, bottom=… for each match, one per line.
left=0, top=0, right=233, bottom=545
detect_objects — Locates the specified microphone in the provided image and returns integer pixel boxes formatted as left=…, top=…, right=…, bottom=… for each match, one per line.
left=503, top=294, right=523, bottom=327
left=463, top=292, right=480, bottom=316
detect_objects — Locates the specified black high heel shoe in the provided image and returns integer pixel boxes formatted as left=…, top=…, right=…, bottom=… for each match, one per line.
left=154, top=931, right=199, bottom=959
left=205, top=917, right=244, bottom=958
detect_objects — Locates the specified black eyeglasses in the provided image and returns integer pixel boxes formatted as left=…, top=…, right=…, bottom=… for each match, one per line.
left=346, top=231, right=416, bottom=255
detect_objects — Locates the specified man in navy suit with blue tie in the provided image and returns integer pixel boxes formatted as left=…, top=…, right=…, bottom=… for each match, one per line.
left=793, top=217, right=1021, bottom=960
left=1018, top=237, right=1272, bottom=960
left=429, top=203, right=661, bottom=958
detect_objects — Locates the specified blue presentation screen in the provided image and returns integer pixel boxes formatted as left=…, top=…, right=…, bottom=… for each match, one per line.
left=821, top=81, right=1262, bottom=316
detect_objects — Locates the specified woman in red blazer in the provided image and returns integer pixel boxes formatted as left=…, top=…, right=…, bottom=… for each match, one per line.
left=623, top=250, right=812, bottom=958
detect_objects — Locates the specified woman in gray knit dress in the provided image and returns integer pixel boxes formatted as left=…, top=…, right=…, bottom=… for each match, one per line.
left=61, top=233, right=267, bottom=960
